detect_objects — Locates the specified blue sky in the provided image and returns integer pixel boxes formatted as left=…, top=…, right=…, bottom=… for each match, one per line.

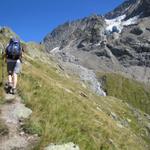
left=0, top=0, right=124, bottom=42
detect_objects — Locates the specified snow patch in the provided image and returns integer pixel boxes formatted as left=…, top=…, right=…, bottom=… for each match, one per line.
left=50, top=47, right=60, bottom=53
left=105, top=15, right=126, bottom=32
left=122, top=16, right=138, bottom=26
left=105, top=15, right=139, bottom=33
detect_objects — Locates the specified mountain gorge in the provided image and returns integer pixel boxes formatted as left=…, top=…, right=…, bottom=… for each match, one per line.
left=0, top=0, right=150, bottom=149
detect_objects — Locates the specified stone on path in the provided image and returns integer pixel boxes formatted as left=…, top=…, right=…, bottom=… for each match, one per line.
left=44, top=142, right=80, bottom=150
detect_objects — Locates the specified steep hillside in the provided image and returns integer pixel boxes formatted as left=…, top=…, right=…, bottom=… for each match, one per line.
left=0, top=28, right=150, bottom=149
left=97, top=73, right=150, bottom=114
left=18, top=51, right=150, bottom=150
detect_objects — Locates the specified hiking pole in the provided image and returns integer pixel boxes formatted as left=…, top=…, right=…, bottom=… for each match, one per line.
left=0, top=42, right=4, bottom=86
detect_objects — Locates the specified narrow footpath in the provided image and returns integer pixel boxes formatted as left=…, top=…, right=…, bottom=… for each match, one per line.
left=0, top=93, right=39, bottom=150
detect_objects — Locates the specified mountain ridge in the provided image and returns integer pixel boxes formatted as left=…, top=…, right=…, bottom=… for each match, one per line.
left=105, top=0, right=150, bottom=19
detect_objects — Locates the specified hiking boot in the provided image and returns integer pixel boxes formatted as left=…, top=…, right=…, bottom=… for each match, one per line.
left=4, top=82, right=13, bottom=93
left=10, top=88, right=17, bottom=95
left=8, top=82, right=13, bottom=89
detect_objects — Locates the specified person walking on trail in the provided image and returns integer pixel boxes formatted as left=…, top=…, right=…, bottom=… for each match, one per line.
left=4, top=37, right=23, bottom=94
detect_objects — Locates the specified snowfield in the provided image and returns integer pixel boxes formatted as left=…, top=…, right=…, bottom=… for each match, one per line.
left=105, top=15, right=139, bottom=33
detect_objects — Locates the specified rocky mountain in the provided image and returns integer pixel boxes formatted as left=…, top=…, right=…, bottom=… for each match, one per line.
left=43, top=15, right=105, bottom=51
left=105, top=0, right=150, bottom=19
left=43, top=0, right=150, bottom=83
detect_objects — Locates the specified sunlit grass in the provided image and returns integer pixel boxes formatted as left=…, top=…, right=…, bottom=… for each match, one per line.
left=97, top=73, right=150, bottom=114
left=17, top=57, right=148, bottom=150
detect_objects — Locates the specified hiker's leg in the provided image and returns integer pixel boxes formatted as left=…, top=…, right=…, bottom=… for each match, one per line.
left=7, top=61, right=13, bottom=86
left=12, top=73, right=18, bottom=89
left=10, top=60, right=21, bottom=94
left=12, top=59, right=21, bottom=89
left=8, top=75, right=12, bottom=83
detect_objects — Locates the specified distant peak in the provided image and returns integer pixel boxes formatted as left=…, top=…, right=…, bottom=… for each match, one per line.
left=105, top=0, right=150, bottom=20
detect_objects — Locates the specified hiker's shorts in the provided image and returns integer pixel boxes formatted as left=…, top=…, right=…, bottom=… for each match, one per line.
left=7, top=59, right=22, bottom=75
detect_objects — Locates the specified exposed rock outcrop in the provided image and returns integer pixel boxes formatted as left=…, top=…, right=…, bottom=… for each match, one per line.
left=105, top=0, right=150, bottom=19
left=44, top=142, right=80, bottom=150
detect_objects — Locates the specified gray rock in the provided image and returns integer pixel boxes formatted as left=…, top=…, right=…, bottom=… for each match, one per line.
left=105, top=0, right=150, bottom=19
left=110, top=112, right=118, bottom=121
left=44, top=142, right=80, bottom=150
left=12, top=102, right=32, bottom=120
left=130, top=27, right=144, bottom=35
left=1, top=96, right=32, bottom=124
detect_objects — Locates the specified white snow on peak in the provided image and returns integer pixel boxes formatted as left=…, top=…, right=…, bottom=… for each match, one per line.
left=122, top=16, right=138, bottom=26
left=105, top=15, right=126, bottom=25
left=105, top=15, right=139, bottom=33
left=105, top=15, right=126, bottom=32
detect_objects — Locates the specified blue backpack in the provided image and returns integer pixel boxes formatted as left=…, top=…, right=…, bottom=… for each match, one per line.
left=6, top=38, right=22, bottom=60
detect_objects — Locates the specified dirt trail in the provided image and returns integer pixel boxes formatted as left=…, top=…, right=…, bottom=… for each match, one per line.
left=0, top=93, right=39, bottom=150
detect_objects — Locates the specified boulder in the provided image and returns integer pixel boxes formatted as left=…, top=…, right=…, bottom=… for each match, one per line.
left=44, top=142, right=80, bottom=150
left=130, top=27, right=144, bottom=35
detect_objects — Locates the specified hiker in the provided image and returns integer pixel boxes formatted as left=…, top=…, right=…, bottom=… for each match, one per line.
left=4, top=37, right=23, bottom=94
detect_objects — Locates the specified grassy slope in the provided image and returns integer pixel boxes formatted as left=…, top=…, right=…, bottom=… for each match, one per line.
left=15, top=55, right=149, bottom=150
left=97, top=73, right=150, bottom=115
left=0, top=43, right=9, bottom=138
left=0, top=58, right=3, bottom=101
left=0, top=31, right=149, bottom=149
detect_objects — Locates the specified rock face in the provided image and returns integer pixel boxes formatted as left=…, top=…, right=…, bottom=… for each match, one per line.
left=105, top=0, right=150, bottom=19
left=43, top=0, right=150, bottom=83
left=43, top=15, right=105, bottom=51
